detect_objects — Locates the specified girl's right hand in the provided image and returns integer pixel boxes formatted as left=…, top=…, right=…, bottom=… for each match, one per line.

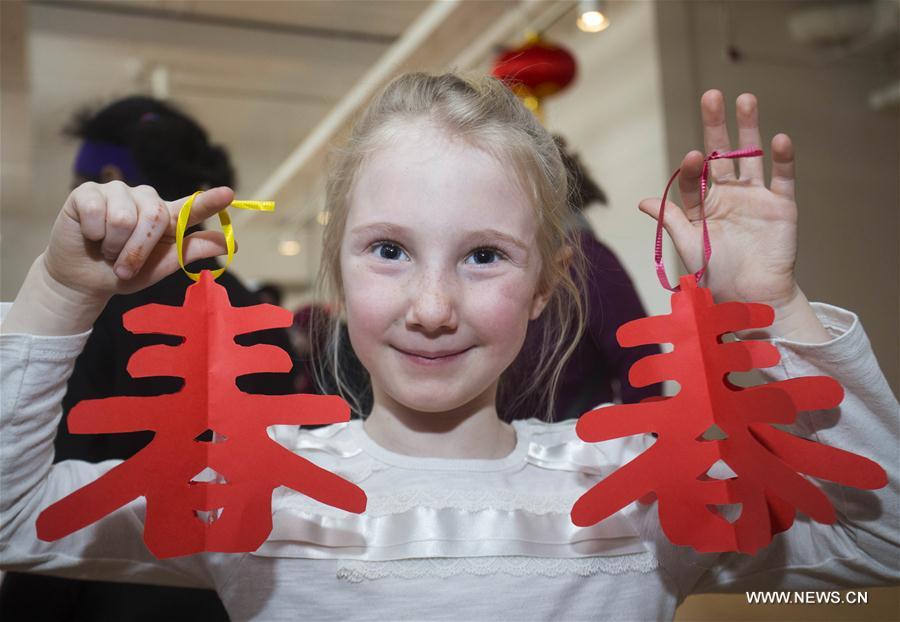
left=43, top=182, right=234, bottom=299
left=1, top=183, right=234, bottom=337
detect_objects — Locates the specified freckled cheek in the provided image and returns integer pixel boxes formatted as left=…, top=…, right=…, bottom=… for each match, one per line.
left=465, top=276, right=536, bottom=349
left=342, top=261, right=407, bottom=352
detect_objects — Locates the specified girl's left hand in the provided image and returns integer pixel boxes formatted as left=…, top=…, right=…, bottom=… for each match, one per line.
left=640, top=90, right=831, bottom=342
left=640, top=90, right=799, bottom=310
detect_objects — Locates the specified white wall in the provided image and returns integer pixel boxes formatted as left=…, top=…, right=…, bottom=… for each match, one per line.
left=0, top=1, right=36, bottom=302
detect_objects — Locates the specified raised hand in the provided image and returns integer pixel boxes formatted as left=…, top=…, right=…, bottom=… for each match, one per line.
left=45, top=182, right=234, bottom=297
left=3, top=183, right=234, bottom=336
left=639, top=90, right=829, bottom=342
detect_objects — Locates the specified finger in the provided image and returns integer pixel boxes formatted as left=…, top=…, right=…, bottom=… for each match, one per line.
left=164, top=187, right=235, bottom=235
left=100, top=182, right=138, bottom=262
left=67, top=183, right=107, bottom=241
left=140, top=230, right=231, bottom=284
left=770, top=133, right=795, bottom=200
left=701, top=90, right=735, bottom=180
left=736, top=93, right=764, bottom=182
left=638, top=198, right=703, bottom=272
left=113, top=187, right=169, bottom=280
left=677, top=151, right=705, bottom=213
left=182, top=230, right=233, bottom=265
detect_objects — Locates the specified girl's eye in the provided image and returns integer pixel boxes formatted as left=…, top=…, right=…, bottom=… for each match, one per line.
left=371, top=242, right=409, bottom=262
left=465, top=247, right=505, bottom=265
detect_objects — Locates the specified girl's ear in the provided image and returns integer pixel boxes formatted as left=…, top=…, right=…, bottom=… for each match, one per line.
left=529, top=289, right=551, bottom=320
left=529, top=245, right=574, bottom=320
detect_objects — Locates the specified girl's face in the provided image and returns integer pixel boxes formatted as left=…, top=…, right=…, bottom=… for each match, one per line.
left=340, top=120, right=550, bottom=416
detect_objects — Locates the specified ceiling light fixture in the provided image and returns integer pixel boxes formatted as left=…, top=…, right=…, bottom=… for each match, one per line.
left=277, top=239, right=301, bottom=257
left=576, top=0, right=610, bottom=33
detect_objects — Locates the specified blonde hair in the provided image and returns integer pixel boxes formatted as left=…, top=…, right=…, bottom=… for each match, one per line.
left=312, top=72, right=586, bottom=421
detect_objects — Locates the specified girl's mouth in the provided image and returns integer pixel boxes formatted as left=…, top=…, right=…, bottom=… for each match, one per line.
left=392, top=346, right=473, bottom=366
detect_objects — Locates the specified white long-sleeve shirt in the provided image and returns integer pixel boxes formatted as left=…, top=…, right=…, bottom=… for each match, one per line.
left=1, top=302, right=897, bottom=621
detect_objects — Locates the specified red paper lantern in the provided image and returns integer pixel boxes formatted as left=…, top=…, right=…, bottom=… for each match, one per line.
left=491, top=34, right=577, bottom=99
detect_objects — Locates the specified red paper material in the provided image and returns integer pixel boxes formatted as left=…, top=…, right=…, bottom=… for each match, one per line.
left=37, top=271, right=367, bottom=558
left=572, top=275, right=887, bottom=553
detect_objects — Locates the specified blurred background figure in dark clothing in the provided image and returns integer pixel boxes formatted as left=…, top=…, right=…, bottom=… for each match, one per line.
left=290, top=303, right=324, bottom=395
left=255, top=282, right=284, bottom=307
left=507, top=136, right=662, bottom=422
left=0, top=96, right=300, bottom=622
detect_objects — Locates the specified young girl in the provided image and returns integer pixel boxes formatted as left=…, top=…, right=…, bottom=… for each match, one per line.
left=1, top=73, right=897, bottom=621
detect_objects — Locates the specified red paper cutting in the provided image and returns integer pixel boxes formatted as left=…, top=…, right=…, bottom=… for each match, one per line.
left=572, top=275, right=887, bottom=554
left=37, top=270, right=367, bottom=559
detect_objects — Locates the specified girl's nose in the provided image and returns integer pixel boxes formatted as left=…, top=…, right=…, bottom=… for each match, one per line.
left=406, top=272, right=458, bottom=333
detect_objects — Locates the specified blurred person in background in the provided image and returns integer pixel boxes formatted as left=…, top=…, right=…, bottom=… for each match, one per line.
left=507, top=136, right=662, bottom=421
left=290, top=304, right=324, bottom=394
left=294, top=304, right=371, bottom=414
left=0, top=96, right=300, bottom=622
left=255, top=282, right=284, bottom=307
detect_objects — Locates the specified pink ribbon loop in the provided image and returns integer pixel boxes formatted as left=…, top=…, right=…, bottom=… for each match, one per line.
left=654, top=147, right=764, bottom=292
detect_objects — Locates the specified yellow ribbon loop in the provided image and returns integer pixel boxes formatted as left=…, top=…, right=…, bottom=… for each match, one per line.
left=175, top=191, right=275, bottom=281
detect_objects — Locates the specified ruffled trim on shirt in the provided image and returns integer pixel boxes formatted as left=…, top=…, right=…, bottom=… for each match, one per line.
left=273, top=487, right=582, bottom=518
left=257, top=488, right=646, bottom=561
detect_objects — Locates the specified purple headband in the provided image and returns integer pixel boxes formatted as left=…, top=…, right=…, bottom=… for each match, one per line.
left=73, top=141, right=146, bottom=184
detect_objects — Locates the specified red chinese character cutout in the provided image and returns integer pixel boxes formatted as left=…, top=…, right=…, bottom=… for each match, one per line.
left=37, top=271, right=367, bottom=559
left=572, top=275, right=887, bottom=554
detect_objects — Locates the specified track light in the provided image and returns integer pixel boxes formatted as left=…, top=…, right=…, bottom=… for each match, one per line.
left=277, top=239, right=301, bottom=257
left=577, top=0, right=610, bottom=33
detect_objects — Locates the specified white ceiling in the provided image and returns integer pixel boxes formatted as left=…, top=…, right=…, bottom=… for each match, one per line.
left=73, top=0, right=430, bottom=38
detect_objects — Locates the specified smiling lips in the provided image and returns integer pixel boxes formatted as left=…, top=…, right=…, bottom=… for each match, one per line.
left=393, top=346, right=473, bottom=365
